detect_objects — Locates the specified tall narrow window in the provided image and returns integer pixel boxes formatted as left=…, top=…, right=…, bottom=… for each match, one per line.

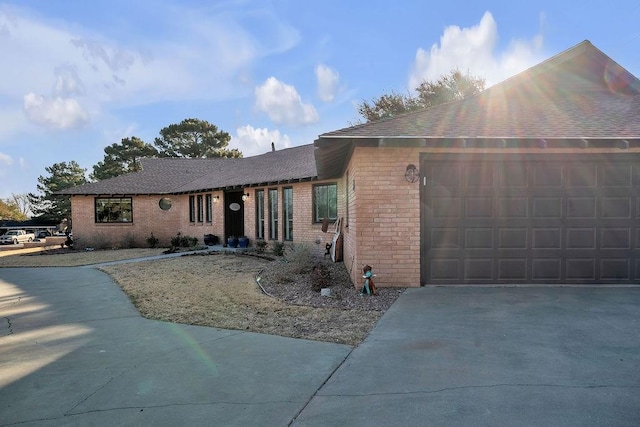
left=345, top=171, right=350, bottom=227
left=268, top=188, right=278, bottom=240
left=189, top=195, right=196, bottom=222
left=256, top=189, right=265, bottom=239
left=313, top=183, right=337, bottom=223
left=205, top=194, right=213, bottom=222
left=283, top=187, right=293, bottom=241
left=197, top=195, right=204, bottom=222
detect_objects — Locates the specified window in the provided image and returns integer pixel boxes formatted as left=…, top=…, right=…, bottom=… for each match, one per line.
left=313, top=183, right=337, bottom=223
left=256, top=189, right=265, bottom=239
left=205, top=194, right=213, bottom=222
left=95, top=197, right=132, bottom=223
left=283, top=187, right=293, bottom=241
left=189, top=196, right=196, bottom=222
left=197, top=195, right=204, bottom=222
left=268, top=188, right=278, bottom=240
left=159, top=197, right=172, bottom=210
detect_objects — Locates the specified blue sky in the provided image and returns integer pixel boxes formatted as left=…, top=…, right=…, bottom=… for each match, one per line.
left=1, top=0, right=639, bottom=200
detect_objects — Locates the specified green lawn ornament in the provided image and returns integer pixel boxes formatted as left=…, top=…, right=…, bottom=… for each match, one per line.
left=360, top=265, right=378, bottom=296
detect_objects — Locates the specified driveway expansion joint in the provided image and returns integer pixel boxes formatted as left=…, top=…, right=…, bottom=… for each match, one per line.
left=3, top=316, right=12, bottom=335
left=317, top=383, right=640, bottom=397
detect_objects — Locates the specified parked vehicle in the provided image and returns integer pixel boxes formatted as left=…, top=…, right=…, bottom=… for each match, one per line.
left=37, top=230, right=52, bottom=239
left=0, top=230, right=36, bottom=245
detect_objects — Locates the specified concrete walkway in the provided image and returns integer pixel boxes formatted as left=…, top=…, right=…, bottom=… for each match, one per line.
left=2, top=265, right=640, bottom=426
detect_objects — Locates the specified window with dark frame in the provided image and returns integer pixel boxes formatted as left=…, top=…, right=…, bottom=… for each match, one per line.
left=205, top=194, right=213, bottom=222
left=313, top=183, right=337, bottom=223
left=95, top=197, right=133, bottom=223
left=256, top=189, right=265, bottom=239
left=283, top=187, right=293, bottom=241
left=197, top=195, right=204, bottom=222
left=189, top=195, right=196, bottom=222
left=268, top=188, right=278, bottom=240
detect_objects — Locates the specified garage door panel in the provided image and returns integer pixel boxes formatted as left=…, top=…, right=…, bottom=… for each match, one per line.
left=432, top=198, right=460, bottom=218
left=498, top=228, right=527, bottom=249
left=601, top=228, right=631, bottom=249
left=498, top=259, right=527, bottom=280
left=499, top=197, right=528, bottom=218
left=601, top=165, right=632, bottom=187
left=566, top=228, right=596, bottom=249
left=566, top=259, right=596, bottom=280
left=601, top=259, right=631, bottom=280
left=464, top=258, right=494, bottom=280
left=567, top=165, right=597, bottom=187
left=533, top=165, right=563, bottom=187
left=499, top=164, right=528, bottom=187
left=465, top=198, right=494, bottom=218
left=601, top=197, right=631, bottom=218
left=532, top=228, right=562, bottom=249
left=466, top=165, right=494, bottom=188
left=532, top=258, right=562, bottom=280
left=533, top=197, right=563, bottom=218
left=567, top=197, right=597, bottom=218
left=465, top=228, right=493, bottom=249
left=430, top=258, right=460, bottom=280
left=431, top=228, right=460, bottom=248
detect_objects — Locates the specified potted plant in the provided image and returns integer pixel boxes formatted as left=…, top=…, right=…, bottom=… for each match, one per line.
left=238, top=236, right=249, bottom=248
left=203, top=234, right=219, bottom=246
left=227, top=236, right=238, bottom=248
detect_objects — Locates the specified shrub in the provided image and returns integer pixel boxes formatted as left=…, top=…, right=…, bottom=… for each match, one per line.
left=171, top=232, right=198, bottom=248
left=255, top=239, right=268, bottom=253
left=146, top=233, right=159, bottom=248
left=121, top=233, right=137, bottom=249
left=90, top=232, right=111, bottom=250
left=310, top=262, right=330, bottom=292
left=272, top=241, right=285, bottom=256
left=284, top=244, right=313, bottom=274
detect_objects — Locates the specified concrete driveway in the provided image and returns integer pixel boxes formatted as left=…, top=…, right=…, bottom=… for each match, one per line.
left=2, top=267, right=639, bottom=426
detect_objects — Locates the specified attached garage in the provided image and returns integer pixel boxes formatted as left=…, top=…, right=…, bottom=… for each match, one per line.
left=422, top=152, right=640, bottom=284
left=315, top=40, right=640, bottom=288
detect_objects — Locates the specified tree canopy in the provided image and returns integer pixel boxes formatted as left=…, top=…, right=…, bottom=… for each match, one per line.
left=357, top=69, right=486, bottom=122
left=0, top=198, right=28, bottom=220
left=91, top=136, right=158, bottom=181
left=154, top=118, right=242, bottom=158
left=28, top=161, right=88, bottom=222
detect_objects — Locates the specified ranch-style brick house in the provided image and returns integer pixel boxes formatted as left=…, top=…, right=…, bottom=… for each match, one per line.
left=61, top=40, right=640, bottom=287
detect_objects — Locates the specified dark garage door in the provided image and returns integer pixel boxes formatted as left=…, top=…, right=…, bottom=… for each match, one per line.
left=421, top=153, right=640, bottom=285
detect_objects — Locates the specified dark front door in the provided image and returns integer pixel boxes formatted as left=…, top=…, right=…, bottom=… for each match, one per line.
left=224, top=191, right=245, bottom=239
left=421, top=153, right=640, bottom=285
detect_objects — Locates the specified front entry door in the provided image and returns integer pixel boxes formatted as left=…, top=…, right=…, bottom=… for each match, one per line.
left=225, top=191, right=245, bottom=239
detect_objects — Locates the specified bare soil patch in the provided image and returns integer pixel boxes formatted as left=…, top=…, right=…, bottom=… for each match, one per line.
left=0, top=248, right=404, bottom=345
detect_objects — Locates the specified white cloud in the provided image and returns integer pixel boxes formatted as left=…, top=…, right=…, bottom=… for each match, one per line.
left=23, top=93, right=89, bottom=129
left=0, top=3, right=301, bottom=128
left=315, top=64, right=339, bottom=102
left=0, top=152, right=12, bottom=165
left=409, top=11, right=544, bottom=89
left=254, top=77, right=319, bottom=125
left=232, top=125, right=291, bottom=157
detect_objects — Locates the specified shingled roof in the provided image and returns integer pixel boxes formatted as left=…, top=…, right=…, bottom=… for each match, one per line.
left=60, top=144, right=317, bottom=195
left=314, top=40, right=640, bottom=178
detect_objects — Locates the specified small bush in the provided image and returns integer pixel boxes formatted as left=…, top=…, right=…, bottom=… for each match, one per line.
left=284, top=244, right=313, bottom=274
left=171, top=232, right=198, bottom=248
left=311, top=262, right=330, bottom=292
left=91, top=233, right=111, bottom=250
left=121, top=233, right=137, bottom=249
left=272, top=241, right=285, bottom=256
left=146, top=233, right=159, bottom=248
left=255, top=240, right=268, bottom=253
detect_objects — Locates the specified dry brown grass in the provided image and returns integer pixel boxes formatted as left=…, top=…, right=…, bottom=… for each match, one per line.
left=0, top=248, right=384, bottom=345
